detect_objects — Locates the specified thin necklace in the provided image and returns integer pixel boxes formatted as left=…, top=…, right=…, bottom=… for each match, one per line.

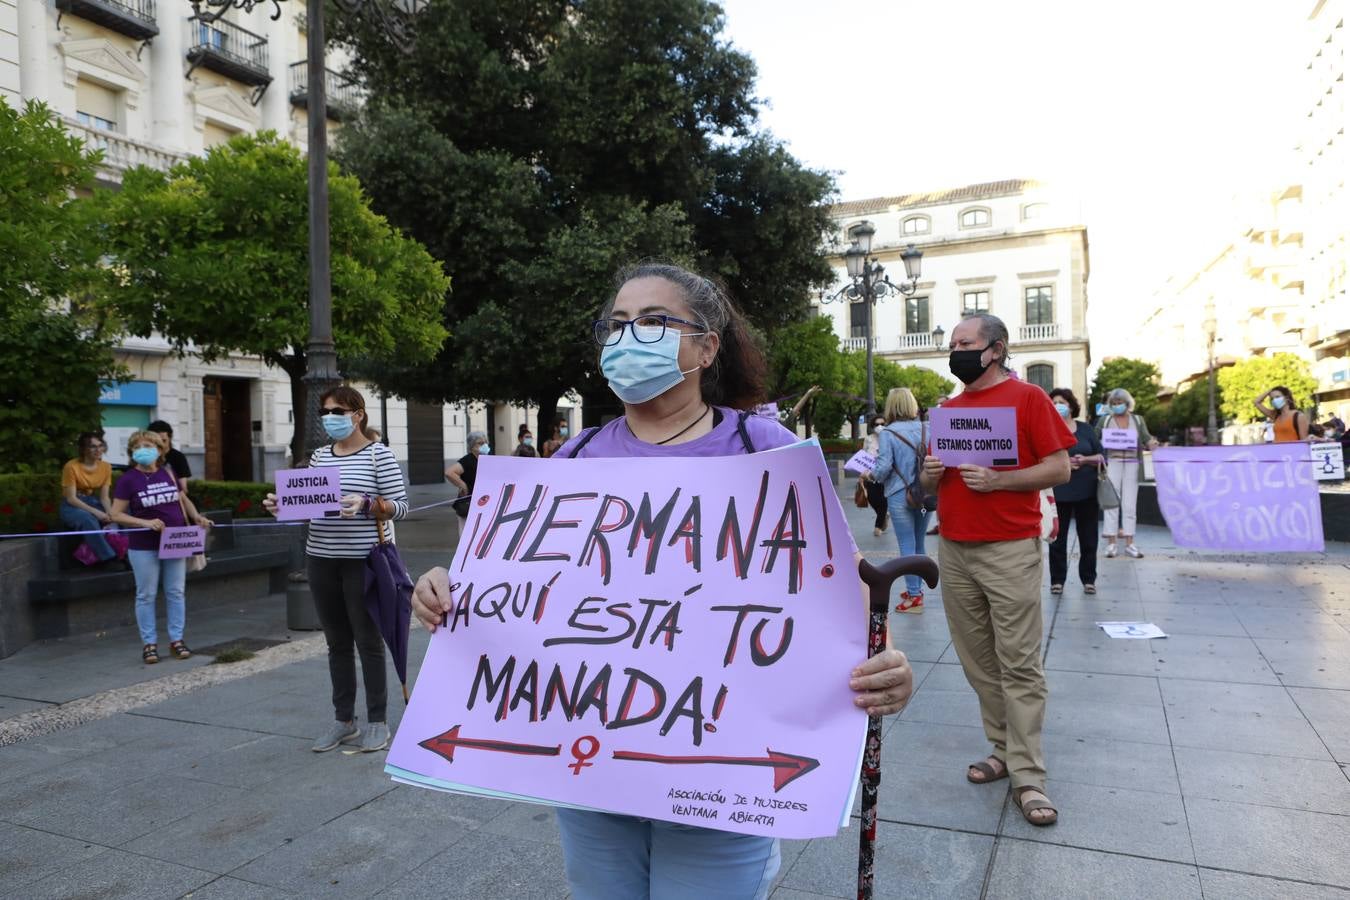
left=631, top=404, right=711, bottom=445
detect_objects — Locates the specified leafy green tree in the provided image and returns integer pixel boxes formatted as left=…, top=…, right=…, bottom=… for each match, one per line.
left=809, top=352, right=954, bottom=439
left=0, top=99, right=122, bottom=472
left=767, top=317, right=844, bottom=398
left=1158, top=378, right=1225, bottom=443
left=1217, top=353, right=1318, bottom=424
left=1089, top=357, right=1161, bottom=415
left=90, top=133, right=449, bottom=463
left=333, top=0, right=836, bottom=438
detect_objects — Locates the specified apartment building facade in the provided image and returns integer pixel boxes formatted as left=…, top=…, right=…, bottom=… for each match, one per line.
left=10, top=0, right=570, bottom=480
left=819, top=180, right=1091, bottom=406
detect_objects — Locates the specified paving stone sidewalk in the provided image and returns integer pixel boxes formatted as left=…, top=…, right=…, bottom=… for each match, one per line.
left=2, top=481, right=1348, bottom=898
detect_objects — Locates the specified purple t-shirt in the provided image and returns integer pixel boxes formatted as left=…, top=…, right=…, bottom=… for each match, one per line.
left=114, top=467, right=186, bottom=552
left=554, top=406, right=799, bottom=459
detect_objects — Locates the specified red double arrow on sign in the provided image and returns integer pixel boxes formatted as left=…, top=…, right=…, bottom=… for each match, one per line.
left=612, top=748, right=820, bottom=792
left=419, top=725, right=561, bottom=763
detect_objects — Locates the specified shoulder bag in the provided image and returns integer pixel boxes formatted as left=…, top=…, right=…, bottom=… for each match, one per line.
left=886, top=425, right=938, bottom=513
left=1097, top=465, right=1121, bottom=510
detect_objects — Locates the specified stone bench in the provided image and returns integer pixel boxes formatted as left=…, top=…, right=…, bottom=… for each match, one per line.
left=3, top=511, right=305, bottom=653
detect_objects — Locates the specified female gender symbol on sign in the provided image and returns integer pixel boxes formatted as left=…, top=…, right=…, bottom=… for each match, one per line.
left=569, top=736, right=600, bottom=775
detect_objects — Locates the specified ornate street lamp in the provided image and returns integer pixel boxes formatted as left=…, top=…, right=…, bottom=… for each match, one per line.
left=931, top=324, right=945, bottom=348
left=820, top=221, right=923, bottom=417
left=190, top=0, right=424, bottom=459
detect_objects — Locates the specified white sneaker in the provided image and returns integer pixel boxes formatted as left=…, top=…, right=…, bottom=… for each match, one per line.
left=1105, top=544, right=1118, bottom=559
left=344, top=721, right=390, bottom=754
left=1124, top=545, right=1143, bottom=559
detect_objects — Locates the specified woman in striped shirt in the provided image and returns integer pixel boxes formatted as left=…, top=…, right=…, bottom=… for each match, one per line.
left=264, top=386, right=409, bottom=754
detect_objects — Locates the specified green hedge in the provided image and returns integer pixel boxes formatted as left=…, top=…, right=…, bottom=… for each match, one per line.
left=820, top=438, right=864, bottom=455
left=0, top=473, right=272, bottom=535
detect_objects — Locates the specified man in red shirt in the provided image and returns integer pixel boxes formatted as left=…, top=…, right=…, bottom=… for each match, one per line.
left=920, top=314, right=1073, bottom=827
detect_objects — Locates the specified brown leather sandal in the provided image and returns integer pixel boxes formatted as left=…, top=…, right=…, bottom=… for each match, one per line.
left=142, top=643, right=159, bottom=665
left=966, top=756, right=1009, bottom=784
left=169, top=640, right=192, bottom=660
left=1014, top=785, right=1058, bottom=826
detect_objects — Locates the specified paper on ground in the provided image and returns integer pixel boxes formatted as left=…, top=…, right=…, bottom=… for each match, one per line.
left=1096, top=621, right=1167, bottom=639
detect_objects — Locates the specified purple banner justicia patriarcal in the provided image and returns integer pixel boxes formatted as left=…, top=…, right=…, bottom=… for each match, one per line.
left=1153, top=444, right=1324, bottom=553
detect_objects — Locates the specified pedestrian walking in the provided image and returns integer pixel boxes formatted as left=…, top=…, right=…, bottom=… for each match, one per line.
left=919, top=313, right=1073, bottom=827
left=1096, top=388, right=1158, bottom=559
left=1047, top=388, right=1104, bottom=595
left=869, top=387, right=932, bottom=613
left=263, top=386, right=409, bottom=754
left=445, top=431, right=489, bottom=517
left=861, top=414, right=889, bottom=536
left=60, top=432, right=119, bottom=566
left=410, top=262, right=914, bottom=899
left=110, top=431, right=213, bottom=664
left=1255, top=386, right=1310, bottom=443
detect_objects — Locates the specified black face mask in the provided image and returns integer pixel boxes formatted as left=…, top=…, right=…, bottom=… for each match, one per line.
left=949, top=344, right=994, bottom=386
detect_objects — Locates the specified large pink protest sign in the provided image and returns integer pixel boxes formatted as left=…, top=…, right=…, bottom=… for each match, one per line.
left=274, top=467, right=342, bottom=521
left=386, top=445, right=867, bottom=839
left=1154, top=444, right=1324, bottom=552
left=929, top=407, right=1019, bottom=468
left=158, top=526, right=205, bottom=559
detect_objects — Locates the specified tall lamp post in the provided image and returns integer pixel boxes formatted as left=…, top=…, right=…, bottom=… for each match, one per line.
left=820, top=221, right=923, bottom=417
left=190, top=0, right=422, bottom=459
left=1203, top=304, right=1218, bottom=445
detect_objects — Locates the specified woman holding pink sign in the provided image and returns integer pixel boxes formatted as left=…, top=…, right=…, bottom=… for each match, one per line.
left=1095, top=388, right=1158, bottom=559
left=410, top=263, right=915, bottom=900
left=111, top=431, right=213, bottom=665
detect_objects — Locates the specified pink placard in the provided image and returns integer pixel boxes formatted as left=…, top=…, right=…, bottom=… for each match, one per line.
left=274, top=467, right=342, bottom=521
left=1101, top=428, right=1136, bottom=451
left=158, top=526, right=205, bottom=559
left=844, top=450, right=876, bottom=475
left=928, top=407, right=1020, bottom=467
left=386, top=446, right=867, bottom=839
left=1154, top=445, right=1324, bottom=552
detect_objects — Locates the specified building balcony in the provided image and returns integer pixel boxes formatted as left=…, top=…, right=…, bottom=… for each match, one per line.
left=56, top=0, right=158, bottom=41
left=898, top=332, right=942, bottom=352
left=842, top=333, right=947, bottom=355
left=63, top=117, right=185, bottom=182
left=842, top=336, right=876, bottom=352
left=288, top=62, right=361, bottom=120
left=186, top=17, right=271, bottom=87
left=1016, top=323, right=1060, bottom=342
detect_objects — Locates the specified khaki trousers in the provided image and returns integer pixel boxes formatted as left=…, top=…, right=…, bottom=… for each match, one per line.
left=939, top=536, right=1047, bottom=790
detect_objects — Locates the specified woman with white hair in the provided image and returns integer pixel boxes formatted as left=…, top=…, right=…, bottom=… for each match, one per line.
left=1095, top=388, right=1158, bottom=558
left=446, top=430, right=490, bottom=518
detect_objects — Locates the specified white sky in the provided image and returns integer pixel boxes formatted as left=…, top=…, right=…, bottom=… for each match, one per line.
left=718, top=0, right=1311, bottom=360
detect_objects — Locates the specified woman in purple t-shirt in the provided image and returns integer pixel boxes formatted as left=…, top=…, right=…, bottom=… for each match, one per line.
left=409, top=264, right=915, bottom=899
left=112, top=430, right=212, bottom=665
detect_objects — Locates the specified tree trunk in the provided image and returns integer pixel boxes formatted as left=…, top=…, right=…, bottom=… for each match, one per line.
left=536, top=389, right=561, bottom=448
left=272, top=351, right=307, bottom=467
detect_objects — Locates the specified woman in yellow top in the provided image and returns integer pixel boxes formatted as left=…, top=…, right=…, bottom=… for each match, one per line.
left=1255, top=386, right=1310, bottom=443
left=59, top=432, right=118, bottom=565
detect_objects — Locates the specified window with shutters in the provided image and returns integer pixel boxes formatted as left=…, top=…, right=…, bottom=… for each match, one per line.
left=1026, top=364, right=1054, bottom=392
left=75, top=79, right=120, bottom=133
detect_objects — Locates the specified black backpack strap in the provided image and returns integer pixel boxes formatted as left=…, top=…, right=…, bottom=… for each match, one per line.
left=736, top=410, right=757, bottom=454
left=565, top=426, right=602, bottom=459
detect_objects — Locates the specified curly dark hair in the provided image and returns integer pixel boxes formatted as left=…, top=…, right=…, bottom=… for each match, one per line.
left=1048, top=387, right=1081, bottom=419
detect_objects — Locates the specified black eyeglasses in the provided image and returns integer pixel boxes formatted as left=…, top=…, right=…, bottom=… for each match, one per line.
left=321, top=407, right=352, bottom=416
left=593, top=314, right=705, bottom=348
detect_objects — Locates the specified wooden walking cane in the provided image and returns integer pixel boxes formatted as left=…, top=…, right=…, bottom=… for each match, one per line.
left=856, top=555, right=940, bottom=900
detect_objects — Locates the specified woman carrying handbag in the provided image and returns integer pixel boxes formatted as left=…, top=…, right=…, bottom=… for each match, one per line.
left=264, top=386, right=409, bottom=754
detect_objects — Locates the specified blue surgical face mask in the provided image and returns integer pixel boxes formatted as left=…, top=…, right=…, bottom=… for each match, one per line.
left=1110, top=403, right=1128, bottom=416
left=478, top=444, right=491, bottom=455
left=322, top=414, right=355, bottom=440
left=1054, top=402, right=1071, bottom=418
left=523, top=438, right=534, bottom=447
left=560, top=427, right=569, bottom=438
left=131, top=447, right=159, bottom=467
left=600, top=324, right=702, bottom=405
left=1271, top=395, right=1286, bottom=410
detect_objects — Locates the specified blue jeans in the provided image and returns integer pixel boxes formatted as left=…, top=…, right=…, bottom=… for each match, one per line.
left=557, top=809, right=780, bottom=900
left=59, top=497, right=115, bottom=562
left=128, top=549, right=186, bottom=645
left=886, top=493, right=932, bottom=596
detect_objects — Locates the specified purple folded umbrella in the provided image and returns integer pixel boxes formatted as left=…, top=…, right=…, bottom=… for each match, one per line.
left=364, top=539, right=415, bottom=703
